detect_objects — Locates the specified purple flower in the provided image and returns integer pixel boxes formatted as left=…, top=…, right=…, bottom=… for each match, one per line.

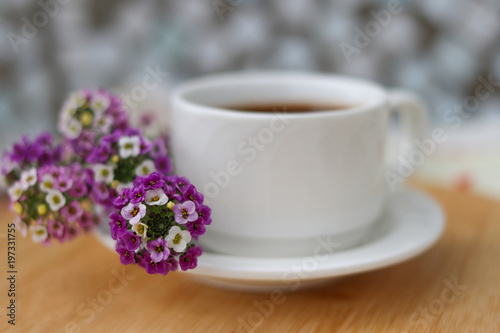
left=116, top=246, right=136, bottom=265
left=54, top=176, right=73, bottom=192
left=146, top=237, right=170, bottom=263
left=120, top=202, right=146, bottom=225
left=182, top=185, right=204, bottom=205
left=61, top=201, right=83, bottom=222
left=47, top=219, right=64, bottom=239
left=34, top=131, right=53, bottom=146
left=163, top=184, right=182, bottom=202
left=10, top=136, right=30, bottom=164
left=113, top=188, right=130, bottom=210
left=64, top=224, right=80, bottom=241
left=118, top=230, right=141, bottom=251
left=129, top=185, right=146, bottom=204
left=187, top=220, right=206, bottom=239
left=197, top=205, right=212, bottom=225
left=154, top=155, right=172, bottom=175
left=87, top=142, right=111, bottom=163
left=141, top=172, right=165, bottom=190
left=173, top=201, right=198, bottom=224
left=74, top=130, right=96, bottom=160
left=77, top=211, right=95, bottom=230
left=102, top=131, right=122, bottom=145
left=92, top=182, right=110, bottom=203
left=139, top=252, right=168, bottom=275
left=68, top=180, right=88, bottom=198
left=139, top=136, right=152, bottom=155
left=150, top=138, right=167, bottom=158
left=170, top=175, right=190, bottom=190
left=165, top=257, right=179, bottom=272
left=109, top=212, right=127, bottom=240
left=139, top=112, right=155, bottom=128
left=179, top=245, right=203, bottom=271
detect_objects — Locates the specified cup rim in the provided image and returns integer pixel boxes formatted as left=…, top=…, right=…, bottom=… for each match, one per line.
left=172, top=71, right=388, bottom=119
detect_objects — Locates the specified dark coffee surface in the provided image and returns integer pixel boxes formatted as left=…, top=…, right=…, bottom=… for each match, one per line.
left=222, top=103, right=351, bottom=113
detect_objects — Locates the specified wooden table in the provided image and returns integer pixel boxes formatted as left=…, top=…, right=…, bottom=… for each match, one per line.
left=1, top=185, right=499, bottom=332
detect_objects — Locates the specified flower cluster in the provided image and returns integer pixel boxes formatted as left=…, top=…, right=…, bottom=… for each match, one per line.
left=2, top=88, right=209, bottom=276
left=86, top=128, right=173, bottom=208
left=58, top=89, right=129, bottom=160
left=111, top=172, right=211, bottom=275
left=4, top=159, right=98, bottom=245
left=1, top=132, right=63, bottom=186
left=58, top=89, right=173, bottom=208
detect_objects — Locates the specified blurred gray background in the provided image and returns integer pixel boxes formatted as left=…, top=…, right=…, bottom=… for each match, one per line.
left=1, top=0, right=500, bottom=194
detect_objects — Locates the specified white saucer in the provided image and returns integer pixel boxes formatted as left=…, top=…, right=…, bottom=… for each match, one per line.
left=96, top=188, right=445, bottom=292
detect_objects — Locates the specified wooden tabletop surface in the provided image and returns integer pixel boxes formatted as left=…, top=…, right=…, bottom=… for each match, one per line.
left=1, top=184, right=499, bottom=333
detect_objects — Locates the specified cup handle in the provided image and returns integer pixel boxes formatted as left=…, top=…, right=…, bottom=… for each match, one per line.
left=386, top=89, right=429, bottom=173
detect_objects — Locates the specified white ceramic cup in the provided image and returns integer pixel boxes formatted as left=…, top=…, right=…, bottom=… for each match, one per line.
left=171, top=72, right=427, bottom=257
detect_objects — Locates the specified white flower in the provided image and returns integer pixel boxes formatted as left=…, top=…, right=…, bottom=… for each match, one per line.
left=132, top=222, right=148, bottom=239
left=30, top=225, right=48, bottom=243
left=118, top=136, right=141, bottom=158
left=59, top=98, right=78, bottom=121
left=8, top=182, right=24, bottom=201
left=61, top=118, right=83, bottom=140
left=95, top=115, right=113, bottom=133
left=135, top=159, right=156, bottom=177
left=45, top=189, right=66, bottom=211
left=92, top=164, right=114, bottom=184
left=69, top=91, right=88, bottom=107
left=116, top=182, right=133, bottom=194
left=14, top=217, right=27, bottom=237
left=144, top=188, right=168, bottom=206
left=90, top=92, right=110, bottom=114
left=1, top=154, right=15, bottom=175
left=20, top=167, right=37, bottom=190
left=39, top=174, right=55, bottom=192
left=166, top=226, right=192, bottom=253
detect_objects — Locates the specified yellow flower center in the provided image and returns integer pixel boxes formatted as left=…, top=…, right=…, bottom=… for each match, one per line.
left=43, top=181, right=52, bottom=189
left=101, top=169, right=109, bottom=177
left=181, top=208, right=189, bottom=219
left=130, top=207, right=140, bottom=217
left=13, top=203, right=23, bottom=214
left=173, top=234, right=182, bottom=244
left=124, top=143, right=134, bottom=150
left=37, top=204, right=47, bottom=216
left=136, top=224, right=144, bottom=234
left=155, top=245, right=164, bottom=254
left=53, top=195, right=61, bottom=205
left=80, top=112, right=93, bottom=126
left=151, top=196, right=160, bottom=202
left=142, top=166, right=149, bottom=174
